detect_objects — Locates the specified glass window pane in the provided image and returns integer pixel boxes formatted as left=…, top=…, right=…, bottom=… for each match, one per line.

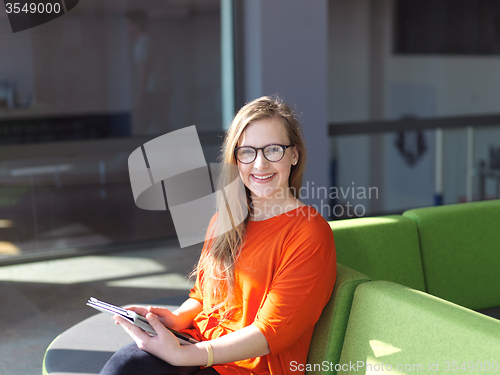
left=0, top=0, right=222, bottom=259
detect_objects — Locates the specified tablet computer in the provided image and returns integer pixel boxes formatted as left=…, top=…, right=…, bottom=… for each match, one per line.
left=86, top=297, right=199, bottom=345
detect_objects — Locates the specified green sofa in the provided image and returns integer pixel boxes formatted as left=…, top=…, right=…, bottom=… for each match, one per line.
left=338, top=281, right=500, bottom=375
left=329, top=215, right=425, bottom=291
left=306, top=280, right=500, bottom=375
left=306, top=264, right=370, bottom=373
left=332, top=199, right=500, bottom=314
left=403, top=200, right=500, bottom=310
left=305, top=199, right=500, bottom=375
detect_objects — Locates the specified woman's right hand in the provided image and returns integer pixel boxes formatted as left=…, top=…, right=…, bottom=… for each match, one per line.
left=125, top=298, right=202, bottom=332
left=125, top=306, right=178, bottom=329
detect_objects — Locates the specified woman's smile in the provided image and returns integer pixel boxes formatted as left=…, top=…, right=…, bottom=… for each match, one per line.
left=251, top=173, right=277, bottom=182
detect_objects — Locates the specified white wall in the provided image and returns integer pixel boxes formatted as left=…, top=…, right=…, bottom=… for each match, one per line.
left=328, top=0, right=373, bottom=212
left=243, top=0, right=330, bottom=214
left=328, top=0, right=370, bottom=123
left=387, top=57, right=500, bottom=117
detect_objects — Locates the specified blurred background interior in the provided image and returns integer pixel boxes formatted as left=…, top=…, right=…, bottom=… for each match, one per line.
left=1, top=0, right=500, bottom=373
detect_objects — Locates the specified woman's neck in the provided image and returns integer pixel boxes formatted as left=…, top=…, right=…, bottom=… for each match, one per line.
left=249, top=191, right=304, bottom=221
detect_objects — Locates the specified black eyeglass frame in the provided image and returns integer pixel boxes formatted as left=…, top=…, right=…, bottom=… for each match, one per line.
left=234, top=144, right=294, bottom=164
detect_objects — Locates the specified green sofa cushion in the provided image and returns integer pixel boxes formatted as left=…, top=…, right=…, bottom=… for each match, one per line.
left=329, top=216, right=426, bottom=291
left=404, top=200, right=500, bottom=310
left=306, top=264, right=370, bottom=375
left=338, top=281, right=500, bottom=375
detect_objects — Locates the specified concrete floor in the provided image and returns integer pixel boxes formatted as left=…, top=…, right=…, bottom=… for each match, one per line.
left=0, top=239, right=202, bottom=375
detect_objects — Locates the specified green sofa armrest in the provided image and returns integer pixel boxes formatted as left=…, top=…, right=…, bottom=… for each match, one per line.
left=338, top=281, right=500, bottom=374
left=330, top=216, right=425, bottom=291
left=306, top=264, right=370, bottom=375
left=404, top=199, right=500, bottom=309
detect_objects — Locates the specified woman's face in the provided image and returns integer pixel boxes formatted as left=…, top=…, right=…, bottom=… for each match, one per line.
left=236, top=118, right=299, bottom=201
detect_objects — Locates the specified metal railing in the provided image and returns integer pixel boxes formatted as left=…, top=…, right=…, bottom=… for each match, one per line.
left=329, top=113, right=500, bottom=205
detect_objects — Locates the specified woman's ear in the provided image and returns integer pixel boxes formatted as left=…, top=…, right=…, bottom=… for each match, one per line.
left=292, top=147, right=299, bottom=165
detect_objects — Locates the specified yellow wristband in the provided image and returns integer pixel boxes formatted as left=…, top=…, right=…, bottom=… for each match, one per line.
left=205, top=342, right=214, bottom=367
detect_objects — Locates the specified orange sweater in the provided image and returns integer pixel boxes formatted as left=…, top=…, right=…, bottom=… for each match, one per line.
left=187, top=205, right=336, bottom=375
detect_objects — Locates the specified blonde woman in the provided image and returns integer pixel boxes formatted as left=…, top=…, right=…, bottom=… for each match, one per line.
left=100, top=96, right=336, bottom=375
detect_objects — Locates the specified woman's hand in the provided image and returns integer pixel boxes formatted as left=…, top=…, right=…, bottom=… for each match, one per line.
left=114, top=312, right=270, bottom=367
left=125, top=305, right=178, bottom=329
left=113, top=312, right=182, bottom=363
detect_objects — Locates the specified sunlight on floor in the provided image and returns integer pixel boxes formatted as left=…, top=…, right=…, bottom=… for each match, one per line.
left=0, top=241, right=20, bottom=254
left=107, top=273, right=194, bottom=290
left=0, top=255, right=166, bottom=284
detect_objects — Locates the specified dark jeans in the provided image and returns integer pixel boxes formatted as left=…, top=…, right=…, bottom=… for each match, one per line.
left=100, top=342, right=219, bottom=375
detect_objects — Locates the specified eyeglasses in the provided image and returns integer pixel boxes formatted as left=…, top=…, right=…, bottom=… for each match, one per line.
left=234, top=144, right=294, bottom=164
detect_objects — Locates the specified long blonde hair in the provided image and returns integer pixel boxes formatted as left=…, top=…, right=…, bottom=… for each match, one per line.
left=193, top=95, right=308, bottom=317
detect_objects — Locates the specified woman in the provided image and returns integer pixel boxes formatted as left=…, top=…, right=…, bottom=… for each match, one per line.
left=101, top=96, right=336, bottom=375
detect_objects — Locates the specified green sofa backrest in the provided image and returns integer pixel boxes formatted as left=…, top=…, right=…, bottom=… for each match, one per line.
left=338, top=281, right=500, bottom=375
left=329, top=216, right=426, bottom=291
left=306, top=264, right=370, bottom=375
left=404, top=200, right=500, bottom=310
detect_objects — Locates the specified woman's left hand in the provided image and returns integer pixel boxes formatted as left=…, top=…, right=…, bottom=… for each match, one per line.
left=114, top=314, right=271, bottom=367
left=113, top=312, right=182, bottom=363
